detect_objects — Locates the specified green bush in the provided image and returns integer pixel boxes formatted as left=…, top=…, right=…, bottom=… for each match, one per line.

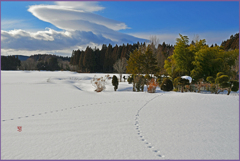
left=231, top=80, right=239, bottom=92
left=127, top=74, right=134, bottom=84
left=144, top=74, right=151, bottom=81
left=179, top=78, right=190, bottom=93
left=134, top=75, right=145, bottom=92
left=173, top=88, right=178, bottom=92
left=123, top=76, right=126, bottom=82
left=157, top=78, right=162, bottom=86
left=112, top=75, right=119, bottom=91
left=173, top=77, right=180, bottom=87
left=160, top=78, right=173, bottom=91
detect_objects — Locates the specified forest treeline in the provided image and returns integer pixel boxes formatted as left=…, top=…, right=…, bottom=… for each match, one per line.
left=1, top=33, right=239, bottom=73
left=1, top=54, right=71, bottom=71
left=125, top=33, right=239, bottom=95
left=70, top=42, right=174, bottom=73
left=70, top=33, right=239, bottom=74
left=1, top=55, right=21, bottom=70
left=221, top=33, right=239, bottom=51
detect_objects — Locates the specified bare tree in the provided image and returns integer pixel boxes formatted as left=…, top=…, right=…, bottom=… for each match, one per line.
left=192, top=34, right=200, bottom=45
left=150, top=35, right=160, bottom=49
left=149, top=35, right=160, bottom=56
left=19, top=58, right=37, bottom=70
left=58, top=59, right=72, bottom=71
left=113, top=57, right=128, bottom=82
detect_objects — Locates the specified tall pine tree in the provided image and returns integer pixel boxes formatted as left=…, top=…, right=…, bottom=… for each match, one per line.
left=83, top=46, right=96, bottom=72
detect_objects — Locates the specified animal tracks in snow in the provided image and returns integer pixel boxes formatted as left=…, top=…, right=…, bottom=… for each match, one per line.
left=1, top=99, right=145, bottom=122
left=2, top=95, right=166, bottom=158
left=134, top=94, right=165, bottom=159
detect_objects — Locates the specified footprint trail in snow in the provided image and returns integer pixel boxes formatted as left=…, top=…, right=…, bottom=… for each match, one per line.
left=2, top=99, right=145, bottom=122
left=134, top=94, right=165, bottom=159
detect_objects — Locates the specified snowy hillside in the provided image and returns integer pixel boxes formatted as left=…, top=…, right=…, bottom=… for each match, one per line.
left=1, top=71, right=239, bottom=159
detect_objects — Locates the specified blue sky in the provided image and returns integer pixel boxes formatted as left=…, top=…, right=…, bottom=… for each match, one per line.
left=1, top=1, right=239, bottom=56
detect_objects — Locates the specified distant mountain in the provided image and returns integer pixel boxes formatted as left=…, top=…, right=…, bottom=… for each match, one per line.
left=29, top=54, right=71, bottom=62
left=13, top=55, right=30, bottom=61
left=13, top=54, right=71, bottom=62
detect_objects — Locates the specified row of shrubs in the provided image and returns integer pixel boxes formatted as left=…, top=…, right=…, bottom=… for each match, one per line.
left=112, top=74, right=190, bottom=93
left=92, top=73, right=238, bottom=95
left=126, top=74, right=174, bottom=92
left=125, top=73, right=238, bottom=95
left=110, top=74, right=174, bottom=93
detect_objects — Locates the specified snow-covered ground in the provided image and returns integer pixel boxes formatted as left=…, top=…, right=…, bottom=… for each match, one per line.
left=1, top=71, right=239, bottom=159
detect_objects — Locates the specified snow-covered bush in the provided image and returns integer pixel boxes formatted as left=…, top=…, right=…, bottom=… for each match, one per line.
left=91, top=75, right=109, bottom=92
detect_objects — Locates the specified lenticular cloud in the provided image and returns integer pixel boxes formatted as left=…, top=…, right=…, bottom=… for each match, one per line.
left=1, top=29, right=114, bottom=51
left=27, top=3, right=139, bottom=44
left=55, top=1, right=105, bottom=12
left=28, top=4, right=128, bottom=31
left=1, top=2, right=145, bottom=56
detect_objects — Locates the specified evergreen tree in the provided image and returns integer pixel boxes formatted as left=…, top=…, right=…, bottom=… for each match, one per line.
left=112, top=75, right=119, bottom=91
left=112, top=45, right=119, bottom=63
left=121, top=44, right=126, bottom=58
left=160, top=78, right=173, bottom=91
left=164, top=55, right=181, bottom=80
left=173, top=34, right=195, bottom=75
left=70, top=50, right=81, bottom=65
left=78, top=52, right=84, bottom=71
left=126, top=48, right=144, bottom=75
left=48, top=57, right=60, bottom=71
left=221, top=33, right=239, bottom=50
left=83, top=46, right=95, bottom=72
left=70, top=50, right=75, bottom=65
left=100, top=44, right=107, bottom=72
left=1, top=56, right=21, bottom=70
left=117, top=46, right=123, bottom=60
left=156, top=42, right=174, bottom=73
left=142, top=45, right=159, bottom=76
left=94, top=48, right=101, bottom=72
left=37, top=61, right=48, bottom=70
left=104, top=44, right=113, bottom=72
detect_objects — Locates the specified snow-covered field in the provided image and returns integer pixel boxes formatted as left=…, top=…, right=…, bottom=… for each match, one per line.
left=1, top=71, right=239, bottom=159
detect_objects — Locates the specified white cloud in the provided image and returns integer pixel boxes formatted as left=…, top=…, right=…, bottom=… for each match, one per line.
left=55, top=1, right=105, bottom=12
left=1, top=28, right=145, bottom=56
left=1, top=42, right=106, bottom=57
left=1, top=2, right=146, bottom=56
left=1, top=28, right=115, bottom=51
left=27, top=4, right=129, bottom=31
